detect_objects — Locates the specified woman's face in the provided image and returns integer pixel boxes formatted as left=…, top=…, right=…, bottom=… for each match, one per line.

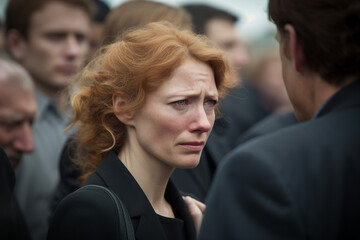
left=130, top=58, right=218, bottom=169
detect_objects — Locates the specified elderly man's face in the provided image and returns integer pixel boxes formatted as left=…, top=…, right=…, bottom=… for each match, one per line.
left=0, top=83, right=37, bottom=168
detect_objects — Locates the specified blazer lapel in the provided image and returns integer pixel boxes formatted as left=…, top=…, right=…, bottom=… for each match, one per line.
left=95, top=151, right=166, bottom=240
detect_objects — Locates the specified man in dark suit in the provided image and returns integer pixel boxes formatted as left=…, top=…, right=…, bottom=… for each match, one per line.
left=198, top=0, right=360, bottom=239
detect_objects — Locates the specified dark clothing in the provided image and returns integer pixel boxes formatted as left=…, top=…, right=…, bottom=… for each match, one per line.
left=236, top=111, right=298, bottom=145
left=50, top=137, right=80, bottom=214
left=159, top=215, right=186, bottom=240
left=199, top=80, right=360, bottom=239
left=0, top=147, right=31, bottom=240
left=48, top=151, right=197, bottom=240
left=172, top=85, right=270, bottom=201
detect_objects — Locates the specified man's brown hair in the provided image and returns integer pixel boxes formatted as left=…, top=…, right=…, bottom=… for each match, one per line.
left=5, top=0, right=94, bottom=39
left=268, top=0, right=360, bottom=85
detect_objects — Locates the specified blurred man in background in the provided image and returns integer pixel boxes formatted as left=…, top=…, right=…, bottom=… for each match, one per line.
left=5, top=0, right=92, bottom=239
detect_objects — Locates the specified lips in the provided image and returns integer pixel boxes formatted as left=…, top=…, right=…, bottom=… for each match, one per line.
left=179, top=141, right=205, bottom=151
left=57, top=65, right=78, bottom=75
left=4, top=150, right=22, bottom=168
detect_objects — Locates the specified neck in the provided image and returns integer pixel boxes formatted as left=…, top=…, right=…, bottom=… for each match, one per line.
left=119, top=134, right=175, bottom=217
left=35, top=83, right=69, bottom=115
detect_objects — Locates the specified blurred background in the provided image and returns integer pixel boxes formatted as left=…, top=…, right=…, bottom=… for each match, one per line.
left=0, top=0, right=283, bottom=113
left=0, top=0, right=275, bottom=42
left=105, top=0, right=275, bottom=42
left=0, top=0, right=284, bottom=113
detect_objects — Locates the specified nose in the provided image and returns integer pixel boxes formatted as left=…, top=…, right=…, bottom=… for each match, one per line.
left=231, top=47, right=249, bottom=70
left=64, top=36, right=83, bottom=59
left=189, top=105, right=213, bottom=133
left=13, top=123, right=34, bottom=153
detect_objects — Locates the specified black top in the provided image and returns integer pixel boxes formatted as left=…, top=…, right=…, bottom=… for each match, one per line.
left=48, top=151, right=197, bottom=240
left=158, top=215, right=186, bottom=240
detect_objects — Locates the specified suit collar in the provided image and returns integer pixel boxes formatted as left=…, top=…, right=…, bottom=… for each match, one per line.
left=94, top=151, right=196, bottom=240
left=315, top=80, right=360, bottom=119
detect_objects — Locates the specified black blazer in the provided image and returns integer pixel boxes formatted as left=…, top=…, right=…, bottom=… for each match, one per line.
left=199, top=80, right=360, bottom=240
left=48, top=151, right=197, bottom=240
left=0, top=147, right=31, bottom=240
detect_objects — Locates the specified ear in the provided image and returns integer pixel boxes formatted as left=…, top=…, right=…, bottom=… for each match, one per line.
left=113, top=93, right=134, bottom=126
left=284, top=24, right=305, bottom=73
left=6, top=29, right=27, bottom=62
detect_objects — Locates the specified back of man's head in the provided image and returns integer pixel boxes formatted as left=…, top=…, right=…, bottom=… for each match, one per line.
left=268, top=0, right=360, bottom=85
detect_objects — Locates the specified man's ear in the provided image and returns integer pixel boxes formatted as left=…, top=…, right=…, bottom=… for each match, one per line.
left=6, top=29, right=27, bottom=62
left=284, top=24, right=306, bottom=73
left=113, top=93, right=134, bottom=126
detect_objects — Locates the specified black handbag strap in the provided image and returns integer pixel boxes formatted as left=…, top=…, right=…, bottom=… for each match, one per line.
left=81, top=185, right=135, bottom=240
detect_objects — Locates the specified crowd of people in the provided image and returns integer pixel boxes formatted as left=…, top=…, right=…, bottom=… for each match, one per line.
left=0, top=0, right=359, bottom=239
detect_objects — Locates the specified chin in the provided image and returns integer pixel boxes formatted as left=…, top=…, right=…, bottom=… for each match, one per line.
left=176, top=156, right=201, bottom=169
left=10, top=157, right=21, bottom=169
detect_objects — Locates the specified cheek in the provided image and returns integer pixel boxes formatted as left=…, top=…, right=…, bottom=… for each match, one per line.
left=153, top=114, right=188, bottom=138
left=27, top=45, right=54, bottom=67
left=135, top=108, right=187, bottom=142
left=0, top=129, right=11, bottom=144
left=79, top=44, right=90, bottom=57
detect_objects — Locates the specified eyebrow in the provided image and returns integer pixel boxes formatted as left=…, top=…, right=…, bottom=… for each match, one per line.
left=167, top=90, right=219, bottom=99
left=0, top=114, right=25, bottom=122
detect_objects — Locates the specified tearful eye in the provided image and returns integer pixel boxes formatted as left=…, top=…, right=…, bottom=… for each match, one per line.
left=175, top=100, right=187, bottom=106
left=205, top=99, right=217, bottom=107
left=171, top=99, right=189, bottom=110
